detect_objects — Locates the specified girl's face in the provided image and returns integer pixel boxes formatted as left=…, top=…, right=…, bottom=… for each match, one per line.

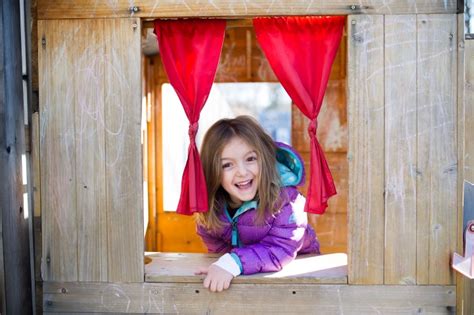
left=220, top=136, right=260, bottom=207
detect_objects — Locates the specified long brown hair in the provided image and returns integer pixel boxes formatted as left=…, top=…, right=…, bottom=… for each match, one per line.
left=196, top=116, right=282, bottom=231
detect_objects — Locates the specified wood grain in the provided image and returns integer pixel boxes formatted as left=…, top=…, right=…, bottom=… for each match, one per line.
left=416, top=14, right=457, bottom=285
left=39, top=19, right=78, bottom=281
left=384, top=15, right=417, bottom=285
left=347, top=15, right=384, bottom=284
left=145, top=252, right=348, bottom=284
left=32, top=112, right=41, bottom=217
left=37, top=0, right=457, bottom=19
left=458, top=27, right=474, bottom=315
left=74, top=19, right=108, bottom=282
left=43, top=281, right=455, bottom=314
left=39, top=18, right=144, bottom=282
left=0, top=1, right=34, bottom=311
left=104, top=18, right=143, bottom=282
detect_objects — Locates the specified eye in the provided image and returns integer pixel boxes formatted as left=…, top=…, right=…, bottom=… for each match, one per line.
left=247, top=155, right=257, bottom=162
left=222, top=162, right=232, bottom=169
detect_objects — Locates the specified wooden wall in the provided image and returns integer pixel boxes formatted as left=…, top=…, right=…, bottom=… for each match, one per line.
left=348, top=14, right=458, bottom=285
left=38, top=18, right=143, bottom=282
left=35, top=7, right=471, bottom=314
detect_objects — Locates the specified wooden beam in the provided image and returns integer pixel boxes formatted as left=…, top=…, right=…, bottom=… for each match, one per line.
left=0, top=2, right=6, bottom=312
left=43, top=282, right=455, bottom=313
left=0, top=0, right=33, bottom=313
left=145, top=253, right=348, bottom=284
left=37, top=0, right=458, bottom=19
left=143, top=19, right=252, bottom=29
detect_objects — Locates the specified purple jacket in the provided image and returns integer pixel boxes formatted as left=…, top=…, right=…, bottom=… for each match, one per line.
left=197, top=142, right=320, bottom=275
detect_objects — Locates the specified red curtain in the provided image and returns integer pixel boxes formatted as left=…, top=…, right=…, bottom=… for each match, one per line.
left=253, top=16, right=345, bottom=214
left=154, top=19, right=226, bottom=215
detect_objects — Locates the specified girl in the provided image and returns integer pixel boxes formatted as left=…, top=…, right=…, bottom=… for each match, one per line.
left=195, top=115, right=320, bottom=292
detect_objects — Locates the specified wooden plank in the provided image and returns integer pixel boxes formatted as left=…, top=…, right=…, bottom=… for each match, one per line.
left=74, top=19, right=107, bottom=282
left=458, top=36, right=474, bottom=315
left=144, top=56, right=153, bottom=250
left=32, top=113, right=43, bottom=284
left=347, top=15, right=384, bottom=284
left=104, top=18, right=143, bottom=282
left=0, top=1, right=6, bottom=312
left=39, top=19, right=78, bottom=281
left=31, top=0, right=38, bottom=92
left=416, top=14, right=457, bottom=285
left=32, top=112, right=41, bottom=217
left=36, top=0, right=458, bottom=19
left=464, top=33, right=474, bottom=184
left=153, top=59, right=164, bottom=252
left=43, top=282, right=455, bottom=314
left=455, top=13, right=465, bottom=315
left=384, top=15, right=417, bottom=285
left=144, top=56, right=158, bottom=251
left=0, top=1, right=34, bottom=312
left=145, top=253, right=347, bottom=284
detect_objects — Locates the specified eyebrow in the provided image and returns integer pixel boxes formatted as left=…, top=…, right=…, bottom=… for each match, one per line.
left=221, top=150, right=257, bottom=161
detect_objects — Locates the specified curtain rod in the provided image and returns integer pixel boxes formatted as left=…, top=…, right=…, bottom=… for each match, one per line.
left=142, top=19, right=253, bottom=29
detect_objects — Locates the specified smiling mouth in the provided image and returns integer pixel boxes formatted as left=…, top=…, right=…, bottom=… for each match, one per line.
left=235, top=179, right=253, bottom=189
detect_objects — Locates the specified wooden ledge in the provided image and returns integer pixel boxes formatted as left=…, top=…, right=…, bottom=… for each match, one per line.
left=43, top=282, right=456, bottom=313
left=145, top=252, right=348, bottom=284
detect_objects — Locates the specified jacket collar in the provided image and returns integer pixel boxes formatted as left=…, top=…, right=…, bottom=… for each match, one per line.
left=225, top=200, right=257, bottom=220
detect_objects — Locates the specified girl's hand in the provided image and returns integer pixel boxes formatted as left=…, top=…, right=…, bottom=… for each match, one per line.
left=195, top=265, right=233, bottom=292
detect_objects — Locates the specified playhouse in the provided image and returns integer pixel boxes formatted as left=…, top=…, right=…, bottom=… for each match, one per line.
left=1, top=0, right=473, bottom=314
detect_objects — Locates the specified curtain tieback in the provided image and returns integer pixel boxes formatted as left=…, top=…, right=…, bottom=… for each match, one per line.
left=307, top=119, right=318, bottom=140
left=188, top=121, right=199, bottom=142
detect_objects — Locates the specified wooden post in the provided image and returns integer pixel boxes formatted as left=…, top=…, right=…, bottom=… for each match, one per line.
left=0, top=3, right=6, bottom=312
left=0, top=0, right=33, bottom=314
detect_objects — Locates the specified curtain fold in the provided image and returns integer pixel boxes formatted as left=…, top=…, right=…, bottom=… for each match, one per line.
left=154, top=19, right=226, bottom=215
left=253, top=16, right=345, bottom=214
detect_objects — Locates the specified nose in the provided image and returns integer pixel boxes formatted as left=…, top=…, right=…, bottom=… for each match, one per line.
left=236, top=162, right=248, bottom=177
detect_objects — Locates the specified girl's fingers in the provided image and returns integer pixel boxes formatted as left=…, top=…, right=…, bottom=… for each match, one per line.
left=210, top=279, right=217, bottom=292
left=195, top=267, right=208, bottom=275
left=223, top=279, right=231, bottom=290
left=203, top=275, right=211, bottom=289
left=216, top=280, right=224, bottom=292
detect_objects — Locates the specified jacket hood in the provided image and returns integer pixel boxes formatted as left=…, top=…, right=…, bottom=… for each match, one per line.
left=275, top=142, right=305, bottom=187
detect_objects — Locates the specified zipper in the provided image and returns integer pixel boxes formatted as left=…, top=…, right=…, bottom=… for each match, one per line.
left=226, top=211, right=239, bottom=247
left=226, top=201, right=256, bottom=248
left=231, top=221, right=238, bottom=247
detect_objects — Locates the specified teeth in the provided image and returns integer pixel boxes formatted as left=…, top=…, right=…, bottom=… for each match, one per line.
left=236, top=180, right=251, bottom=187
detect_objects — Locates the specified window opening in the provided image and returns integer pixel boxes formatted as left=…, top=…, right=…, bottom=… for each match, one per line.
left=142, top=21, right=348, bottom=258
